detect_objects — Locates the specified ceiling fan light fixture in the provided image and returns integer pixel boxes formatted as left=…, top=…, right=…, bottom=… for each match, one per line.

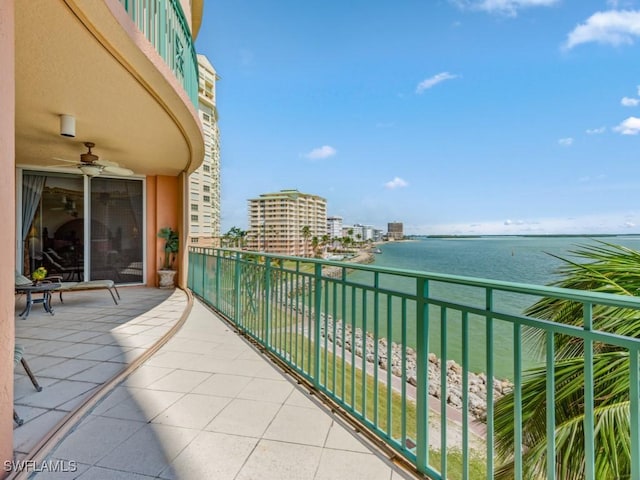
left=59, top=114, right=76, bottom=138
left=78, top=164, right=103, bottom=177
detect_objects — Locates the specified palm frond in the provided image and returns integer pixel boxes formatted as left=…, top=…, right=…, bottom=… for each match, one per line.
left=523, top=241, right=640, bottom=359
left=495, top=352, right=633, bottom=479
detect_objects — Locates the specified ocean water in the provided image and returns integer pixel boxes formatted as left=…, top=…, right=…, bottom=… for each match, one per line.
left=345, top=235, right=640, bottom=379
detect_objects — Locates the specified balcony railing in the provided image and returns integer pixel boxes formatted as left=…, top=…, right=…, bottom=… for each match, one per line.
left=119, top=0, right=199, bottom=106
left=188, top=247, right=640, bottom=479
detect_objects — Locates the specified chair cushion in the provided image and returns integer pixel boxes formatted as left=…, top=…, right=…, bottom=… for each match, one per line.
left=15, top=272, right=32, bottom=287
left=14, top=345, right=24, bottom=365
left=59, top=280, right=115, bottom=291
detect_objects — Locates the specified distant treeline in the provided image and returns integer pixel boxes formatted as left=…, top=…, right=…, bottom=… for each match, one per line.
left=407, top=234, right=639, bottom=239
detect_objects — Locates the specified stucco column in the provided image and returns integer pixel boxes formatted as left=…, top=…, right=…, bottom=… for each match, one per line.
left=0, top=0, right=16, bottom=474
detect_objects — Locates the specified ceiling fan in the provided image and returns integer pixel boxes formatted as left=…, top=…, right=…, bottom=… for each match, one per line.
left=53, top=142, right=134, bottom=177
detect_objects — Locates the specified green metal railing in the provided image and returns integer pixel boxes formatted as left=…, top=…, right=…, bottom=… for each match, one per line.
left=118, top=0, right=199, bottom=106
left=188, top=247, right=640, bottom=479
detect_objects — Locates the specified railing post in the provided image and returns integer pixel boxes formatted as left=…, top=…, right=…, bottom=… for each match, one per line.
left=583, top=302, right=595, bottom=480
left=158, top=0, right=166, bottom=57
left=313, top=263, right=322, bottom=388
left=214, top=249, right=221, bottom=306
left=416, top=277, right=429, bottom=474
left=264, top=257, right=272, bottom=351
left=200, top=248, right=206, bottom=296
left=234, top=251, right=242, bottom=332
left=631, top=347, right=640, bottom=480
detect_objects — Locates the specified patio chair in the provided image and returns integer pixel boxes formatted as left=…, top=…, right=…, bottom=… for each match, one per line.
left=16, top=272, right=120, bottom=306
left=54, top=279, right=120, bottom=305
left=42, top=249, right=82, bottom=281
left=13, top=344, right=42, bottom=426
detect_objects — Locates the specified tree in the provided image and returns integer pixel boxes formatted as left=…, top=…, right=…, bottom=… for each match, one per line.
left=225, top=226, right=246, bottom=249
left=301, top=225, right=311, bottom=257
left=311, top=236, right=320, bottom=258
left=494, top=242, right=640, bottom=479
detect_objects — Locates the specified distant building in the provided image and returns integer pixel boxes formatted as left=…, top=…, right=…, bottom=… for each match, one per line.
left=355, top=224, right=375, bottom=242
left=247, top=189, right=327, bottom=256
left=188, top=54, right=221, bottom=247
left=387, top=222, right=404, bottom=240
left=327, top=216, right=343, bottom=239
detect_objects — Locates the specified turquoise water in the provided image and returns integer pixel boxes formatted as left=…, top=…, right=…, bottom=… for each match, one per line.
left=343, top=236, right=640, bottom=379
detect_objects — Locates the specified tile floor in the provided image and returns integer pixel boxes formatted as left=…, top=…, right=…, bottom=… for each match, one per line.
left=12, top=288, right=414, bottom=479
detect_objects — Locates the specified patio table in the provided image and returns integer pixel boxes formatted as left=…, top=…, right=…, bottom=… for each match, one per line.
left=16, top=282, right=61, bottom=319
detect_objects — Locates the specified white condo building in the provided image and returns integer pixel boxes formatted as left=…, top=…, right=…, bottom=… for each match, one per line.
left=327, top=216, right=343, bottom=239
left=189, top=54, right=221, bottom=247
left=248, top=189, right=327, bottom=256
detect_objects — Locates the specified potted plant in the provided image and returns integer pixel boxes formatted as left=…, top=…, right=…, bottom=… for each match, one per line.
left=157, top=227, right=179, bottom=288
left=31, top=266, right=47, bottom=284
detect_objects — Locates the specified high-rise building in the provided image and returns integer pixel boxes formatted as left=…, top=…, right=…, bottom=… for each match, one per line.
left=387, top=222, right=404, bottom=240
left=189, top=54, right=221, bottom=247
left=327, top=216, right=343, bottom=239
left=3, top=0, right=206, bottom=457
left=247, top=189, right=327, bottom=256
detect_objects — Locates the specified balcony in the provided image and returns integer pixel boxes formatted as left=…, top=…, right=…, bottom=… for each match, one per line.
left=118, top=0, right=199, bottom=107
left=189, top=247, right=640, bottom=479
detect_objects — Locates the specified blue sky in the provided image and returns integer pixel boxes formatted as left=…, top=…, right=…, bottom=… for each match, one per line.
left=196, top=0, right=640, bottom=236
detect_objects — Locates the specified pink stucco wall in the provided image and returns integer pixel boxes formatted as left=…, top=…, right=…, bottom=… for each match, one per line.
left=0, top=0, right=16, bottom=474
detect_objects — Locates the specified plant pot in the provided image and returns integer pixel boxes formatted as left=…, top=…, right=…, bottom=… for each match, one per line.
left=157, top=269, right=177, bottom=289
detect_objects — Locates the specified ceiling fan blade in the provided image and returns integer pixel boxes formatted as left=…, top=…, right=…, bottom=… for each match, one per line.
left=49, top=164, right=80, bottom=169
left=52, top=157, right=77, bottom=164
left=103, top=165, right=134, bottom=176
left=96, top=159, right=118, bottom=167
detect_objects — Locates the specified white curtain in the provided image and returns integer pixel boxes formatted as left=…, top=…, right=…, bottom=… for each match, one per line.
left=22, top=174, right=46, bottom=242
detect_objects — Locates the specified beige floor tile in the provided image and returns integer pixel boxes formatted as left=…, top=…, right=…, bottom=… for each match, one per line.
left=190, top=373, right=252, bottom=397
left=161, top=431, right=258, bottom=480
left=263, top=404, right=332, bottom=447
left=235, top=439, right=323, bottom=480
left=50, top=416, right=145, bottom=465
left=314, top=448, right=395, bottom=480
left=205, top=398, right=281, bottom=437
left=237, top=377, right=294, bottom=404
left=146, top=369, right=212, bottom=393
left=324, top=422, right=376, bottom=453
left=97, top=423, right=198, bottom=477
left=151, top=393, right=230, bottom=429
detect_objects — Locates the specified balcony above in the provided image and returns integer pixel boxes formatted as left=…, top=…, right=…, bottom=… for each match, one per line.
left=15, top=0, right=204, bottom=177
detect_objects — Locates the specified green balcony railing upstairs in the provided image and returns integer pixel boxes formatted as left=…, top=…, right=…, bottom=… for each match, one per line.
left=119, top=0, right=199, bottom=107
left=188, top=247, right=640, bottom=480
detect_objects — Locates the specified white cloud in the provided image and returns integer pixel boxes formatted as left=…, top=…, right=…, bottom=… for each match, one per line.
left=558, top=137, right=574, bottom=146
left=450, top=0, right=559, bottom=17
left=621, top=96, right=640, bottom=106
left=416, top=72, right=459, bottom=94
left=614, top=116, right=640, bottom=134
left=384, top=177, right=409, bottom=189
left=564, top=10, right=640, bottom=50
left=586, top=126, right=606, bottom=134
left=304, top=145, right=337, bottom=160
left=625, top=221, right=636, bottom=228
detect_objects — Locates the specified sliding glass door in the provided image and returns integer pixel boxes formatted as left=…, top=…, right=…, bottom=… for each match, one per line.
left=21, top=171, right=144, bottom=284
left=90, top=177, right=143, bottom=283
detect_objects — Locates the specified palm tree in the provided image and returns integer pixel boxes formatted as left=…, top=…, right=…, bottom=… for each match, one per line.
left=311, top=236, right=320, bottom=258
left=226, top=226, right=247, bottom=249
left=301, top=225, right=311, bottom=257
left=494, top=241, right=640, bottom=479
